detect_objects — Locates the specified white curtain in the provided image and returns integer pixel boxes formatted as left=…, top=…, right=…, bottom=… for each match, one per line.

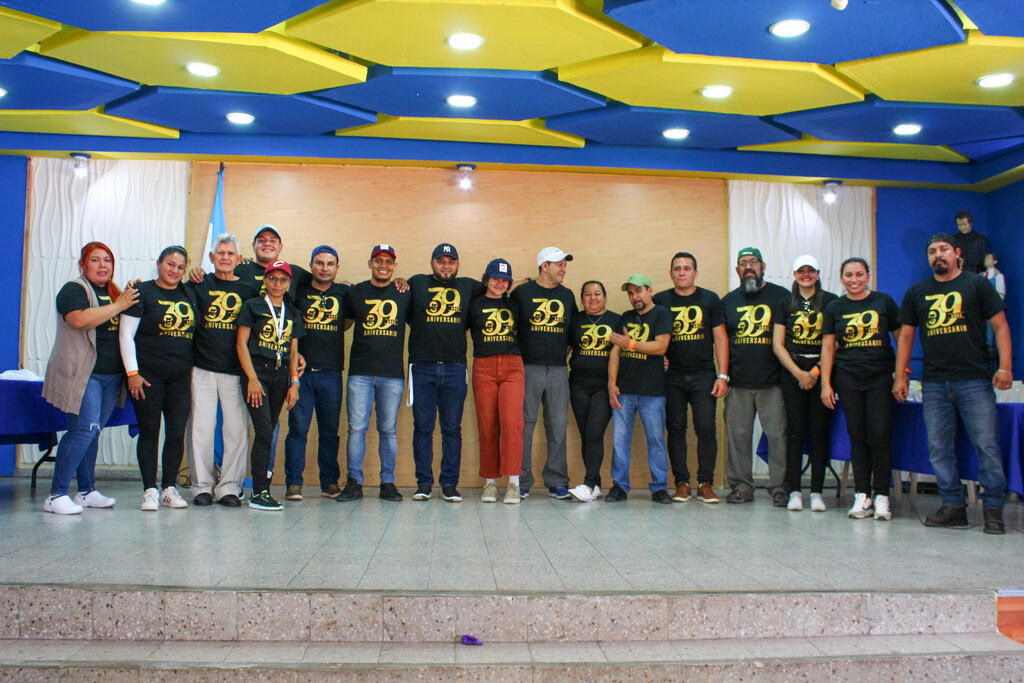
left=21, top=158, right=190, bottom=465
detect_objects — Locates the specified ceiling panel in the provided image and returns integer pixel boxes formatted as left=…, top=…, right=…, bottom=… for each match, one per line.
left=317, top=66, right=606, bottom=121
left=603, top=0, right=965, bottom=65
left=547, top=102, right=798, bottom=149
left=40, top=30, right=366, bottom=95
left=950, top=136, right=1024, bottom=162
left=0, top=108, right=178, bottom=138
left=0, top=6, right=61, bottom=59
left=0, top=53, right=138, bottom=110
left=739, top=137, right=968, bottom=163
left=105, top=87, right=376, bottom=135
left=285, top=0, right=641, bottom=70
left=336, top=115, right=585, bottom=147
left=955, top=0, right=1024, bottom=40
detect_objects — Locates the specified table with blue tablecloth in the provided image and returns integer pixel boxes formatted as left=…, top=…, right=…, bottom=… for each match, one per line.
left=0, top=379, right=138, bottom=487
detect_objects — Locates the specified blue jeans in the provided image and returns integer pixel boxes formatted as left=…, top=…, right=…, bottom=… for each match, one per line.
left=922, top=378, right=1006, bottom=510
left=346, top=374, right=405, bottom=484
left=411, top=362, right=467, bottom=488
left=610, top=394, right=669, bottom=493
left=50, top=373, right=121, bottom=497
left=284, top=369, right=343, bottom=488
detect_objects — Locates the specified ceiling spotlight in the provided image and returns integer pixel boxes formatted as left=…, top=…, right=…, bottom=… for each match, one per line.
left=446, top=95, right=477, bottom=107
left=976, top=73, right=1014, bottom=88
left=701, top=85, right=733, bottom=99
left=822, top=179, right=842, bottom=204
left=131, top=0, right=166, bottom=4
left=768, top=19, right=810, bottom=37
left=71, top=152, right=91, bottom=179
left=832, top=0, right=848, bottom=9
left=186, top=62, right=220, bottom=77
left=226, top=112, right=255, bottom=125
left=447, top=33, right=484, bottom=50
left=456, top=163, right=476, bottom=190
left=0, top=87, right=6, bottom=98
left=892, top=123, right=922, bottom=136
left=662, top=128, right=690, bottom=140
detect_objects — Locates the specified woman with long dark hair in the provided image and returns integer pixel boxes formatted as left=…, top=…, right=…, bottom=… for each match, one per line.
left=42, top=242, right=138, bottom=514
left=820, top=257, right=901, bottom=521
left=120, top=246, right=198, bottom=511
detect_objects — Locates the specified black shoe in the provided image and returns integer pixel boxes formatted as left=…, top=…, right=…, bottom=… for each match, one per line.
left=652, top=490, right=672, bottom=505
left=248, top=490, right=283, bottom=511
left=604, top=485, right=628, bottom=502
left=983, top=508, right=1005, bottom=535
left=772, top=490, right=789, bottom=507
left=193, top=493, right=214, bottom=506
left=216, top=494, right=241, bottom=507
left=337, top=477, right=363, bottom=502
left=725, top=489, right=753, bottom=504
left=924, top=505, right=968, bottom=527
left=442, top=486, right=462, bottom=502
left=413, top=485, right=432, bottom=501
left=379, top=483, right=403, bottom=502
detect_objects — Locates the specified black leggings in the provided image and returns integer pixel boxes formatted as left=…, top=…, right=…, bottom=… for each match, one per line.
left=780, top=358, right=832, bottom=493
left=569, top=382, right=612, bottom=489
left=665, top=374, right=718, bottom=485
left=243, top=359, right=290, bottom=494
left=132, top=364, right=192, bottom=490
left=836, top=374, right=894, bottom=497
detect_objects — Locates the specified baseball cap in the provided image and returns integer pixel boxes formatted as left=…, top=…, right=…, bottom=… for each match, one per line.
left=253, top=224, right=281, bottom=242
left=737, top=247, right=762, bottom=263
left=264, top=260, right=292, bottom=277
left=311, top=245, right=338, bottom=262
left=432, top=243, right=459, bottom=260
left=926, top=233, right=959, bottom=252
left=370, top=244, right=396, bottom=259
left=792, top=255, right=820, bottom=272
left=621, top=274, right=653, bottom=291
left=485, top=258, right=513, bottom=281
left=537, top=246, right=573, bottom=267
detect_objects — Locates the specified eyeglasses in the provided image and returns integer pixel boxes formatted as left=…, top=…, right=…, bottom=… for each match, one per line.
left=737, top=259, right=761, bottom=268
left=265, top=275, right=290, bottom=284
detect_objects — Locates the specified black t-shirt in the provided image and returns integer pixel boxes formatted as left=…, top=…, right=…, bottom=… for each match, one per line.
left=722, top=282, right=790, bottom=389
left=237, top=297, right=305, bottom=366
left=898, top=271, right=1005, bottom=382
left=652, top=287, right=724, bottom=380
left=294, top=281, right=349, bottom=371
left=344, top=280, right=411, bottom=379
left=406, top=274, right=482, bottom=363
left=568, top=310, right=619, bottom=388
left=123, top=280, right=198, bottom=375
left=469, top=295, right=520, bottom=358
left=510, top=280, right=578, bottom=366
left=773, top=290, right=839, bottom=355
left=615, top=305, right=672, bottom=396
left=188, top=274, right=260, bottom=374
left=954, top=230, right=990, bottom=274
left=56, top=280, right=122, bottom=375
left=823, top=291, right=900, bottom=387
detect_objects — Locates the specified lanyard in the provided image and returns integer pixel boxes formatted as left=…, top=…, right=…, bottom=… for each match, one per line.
left=265, top=295, right=286, bottom=364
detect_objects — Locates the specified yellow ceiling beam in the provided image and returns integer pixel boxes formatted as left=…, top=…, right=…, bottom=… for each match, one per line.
left=336, top=114, right=586, bottom=147
left=739, top=136, right=969, bottom=163
left=0, top=108, right=179, bottom=138
left=0, top=6, right=61, bottom=59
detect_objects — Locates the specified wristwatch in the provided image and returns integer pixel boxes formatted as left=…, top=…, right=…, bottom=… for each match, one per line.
left=717, top=374, right=730, bottom=382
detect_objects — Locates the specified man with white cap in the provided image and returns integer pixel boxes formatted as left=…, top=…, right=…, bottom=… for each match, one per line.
left=510, top=247, right=578, bottom=498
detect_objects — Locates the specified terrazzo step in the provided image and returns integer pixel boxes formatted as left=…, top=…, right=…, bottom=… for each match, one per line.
left=1, top=634, right=1022, bottom=681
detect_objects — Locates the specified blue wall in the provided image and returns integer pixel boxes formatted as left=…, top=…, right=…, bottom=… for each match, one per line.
left=986, top=178, right=1024, bottom=364
left=0, top=156, right=28, bottom=475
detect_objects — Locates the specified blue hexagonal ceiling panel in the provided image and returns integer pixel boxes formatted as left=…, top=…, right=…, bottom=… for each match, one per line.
left=955, top=0, right=1024, bottom=39
left=0, top=53, right=138, bottom=110
left=950, top=136, right=1024, bottom=163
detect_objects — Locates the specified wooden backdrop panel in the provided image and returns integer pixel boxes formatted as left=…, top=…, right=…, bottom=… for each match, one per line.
left=187, top=163, right=728, bottom=489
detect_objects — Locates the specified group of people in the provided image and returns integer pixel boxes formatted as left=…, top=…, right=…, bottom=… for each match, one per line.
left=40, top=218, right=1013, bottom=534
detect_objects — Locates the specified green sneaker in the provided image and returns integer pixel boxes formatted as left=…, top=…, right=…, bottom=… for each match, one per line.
left=249, top=490, right=283, bottom=511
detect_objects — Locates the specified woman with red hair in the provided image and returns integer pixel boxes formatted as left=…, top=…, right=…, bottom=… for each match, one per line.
left=41, top=242, right=138, bottom=514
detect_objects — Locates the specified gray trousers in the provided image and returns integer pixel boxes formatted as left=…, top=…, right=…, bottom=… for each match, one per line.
left=724, top=386, right=787, bottom=495
left=187, top=367, right=250, bottom=500
left=520, top=364, right=570, bottom=489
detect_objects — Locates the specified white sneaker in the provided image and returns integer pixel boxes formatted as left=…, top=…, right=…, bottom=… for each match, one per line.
left=569, top=484, right=598, bottom=502
left=481, top=483, right=498, bottom=503
left=787, top=491, right=803, bottom=511
left=874, top=495, right=892, bottom=521
left=44, top=494, right=83, bottom=515
left=73, top=490, right=116, bottom=508
left=141, top=487, right=160, bottom=511
left=848, top=492, right=873, bottom=519
left=161, top=486, right=188, bottom=509
left=809, top=493, right=827, bottom=512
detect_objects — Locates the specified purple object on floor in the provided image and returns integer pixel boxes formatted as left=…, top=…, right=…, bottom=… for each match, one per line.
left=460, top=635, right=483, bottom=646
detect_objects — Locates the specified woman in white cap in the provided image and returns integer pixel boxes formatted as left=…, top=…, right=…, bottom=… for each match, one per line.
left=772, top=255, right=837, bottom=511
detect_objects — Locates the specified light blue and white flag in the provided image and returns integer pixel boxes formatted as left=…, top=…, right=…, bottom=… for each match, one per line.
left=200, top=163, right=226, bottom=273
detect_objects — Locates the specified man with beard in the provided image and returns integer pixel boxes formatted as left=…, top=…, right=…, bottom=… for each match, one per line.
left=893, top=233, right=1012, bottom=534
left=721, top=248, right=790, bottom=505
left=407, top=243, right=483, bottom=502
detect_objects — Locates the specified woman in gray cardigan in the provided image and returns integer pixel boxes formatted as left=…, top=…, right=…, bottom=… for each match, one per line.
left=41, top=242, right=138, bottom=515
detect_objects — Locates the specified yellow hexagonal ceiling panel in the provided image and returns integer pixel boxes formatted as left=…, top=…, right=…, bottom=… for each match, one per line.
left=739, top=136, right=968, bottom=163
left=0, top=108, right=179, bottom=138
left=0, top=7, right=61, bottom=59
left=337, top=115, right=585, bottom=147
left=40, top=30, right=366, bottom=95
left=558, top=47, right=864, bottom=116
left=286, top=0, right=641, bottom=70
left=837, top=32, right=1024, bottom=106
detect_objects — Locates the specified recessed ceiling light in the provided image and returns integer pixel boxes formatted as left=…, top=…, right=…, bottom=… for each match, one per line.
left=131, top=0, right=166, bottom=5
left=701, top=85, right=733, bottom=99
left=976, top=73, right=1014, bottom=88
left=662, top=128, right=689, bottom=140
left=447, top=95, right=477, bottom=107
left=186, top=62, right=219, bottom=77
left=893, top=123, right=922, bottom=135
left=0, top=88, right=6, bottom=98
left=226, top=112, right=255, bottom=125
left=768, top=19, right=810, bottom=37
left=447, top=33, right=484, bottom=50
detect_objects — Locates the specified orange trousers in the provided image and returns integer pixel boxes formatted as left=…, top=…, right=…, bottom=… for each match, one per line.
left=472, top=354, right=525, bottom=478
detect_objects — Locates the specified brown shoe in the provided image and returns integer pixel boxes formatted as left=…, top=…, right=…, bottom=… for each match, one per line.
left=696, top=482, right=719, bottom=504
left=321, top=484, right=341, bottom=499
left=983, top=508, right=1005, bottom=535
left=924, top=505, right=968, bottom=527
left=285, top=485, right=303, bottom=501
left=672, top=482, right=691, bottom=502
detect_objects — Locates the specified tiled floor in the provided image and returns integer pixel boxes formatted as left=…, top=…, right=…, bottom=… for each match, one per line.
left=2, top=478, right=1022, bottom=594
